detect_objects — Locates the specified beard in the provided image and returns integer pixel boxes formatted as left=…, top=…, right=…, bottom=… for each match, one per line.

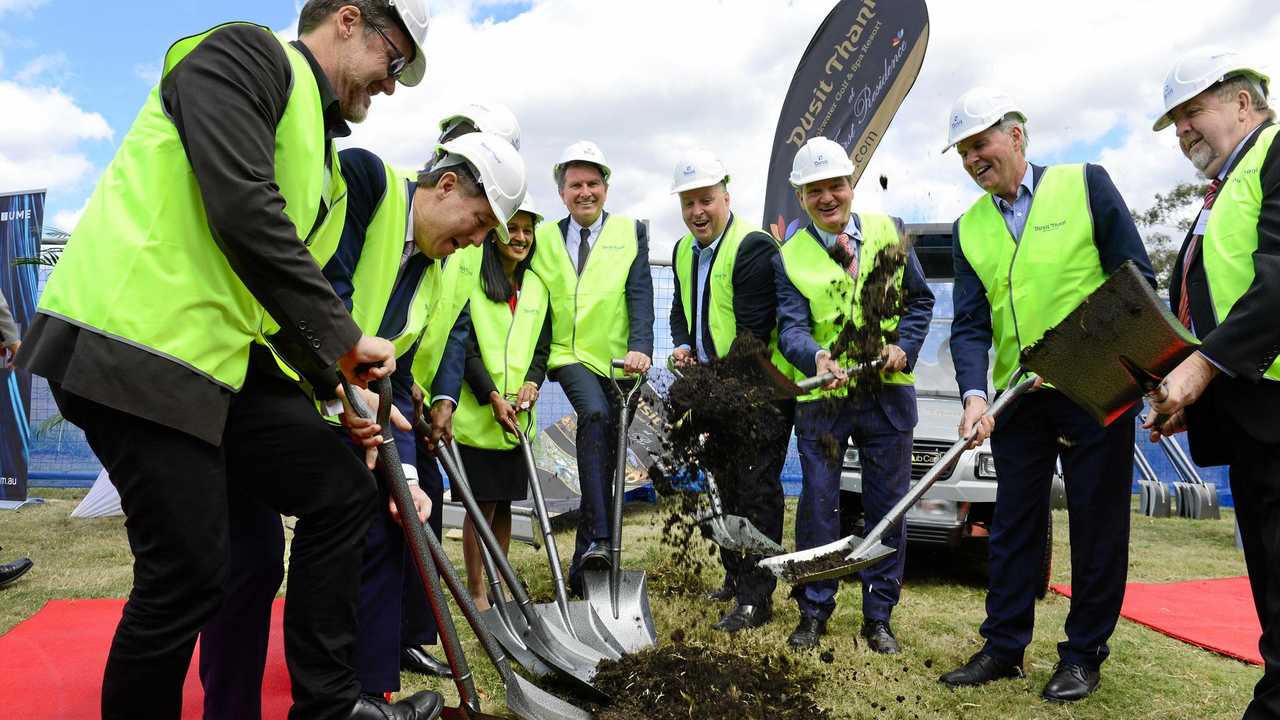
left=1184, top=137, right=1218, bottom=175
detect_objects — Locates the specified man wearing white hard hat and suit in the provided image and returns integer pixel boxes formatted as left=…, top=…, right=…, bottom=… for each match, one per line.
left=773, top=136, right=934, bottom=653
left=667, top=150, right=796, bottom=632
left=1145, top=48, right=1280, bottom=719
left=529, top=140, right=654, bottom=595
left=938, top=87, right=1154, bottom=703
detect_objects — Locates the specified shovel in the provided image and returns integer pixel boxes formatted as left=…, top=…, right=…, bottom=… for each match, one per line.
left=1019, top=260, right=1199, bottom=427
left=760, top=373, right=1038, bottom=584
left=581, top=360, right=659, bottom=654
left=436, top=439, right=611, bottom=693
left=1156, top=432, right=1220, bottom=520
left=1133, top=441, right=1172, bottom=518
left=342, top=377, right=589, bottom=720
left=519, top=428, right=627, bottom=658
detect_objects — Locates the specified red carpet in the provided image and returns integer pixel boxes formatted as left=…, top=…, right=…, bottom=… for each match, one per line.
left=0, top=598, right=292, bottom=719
left=1052, top=576, right=1262, bottom=665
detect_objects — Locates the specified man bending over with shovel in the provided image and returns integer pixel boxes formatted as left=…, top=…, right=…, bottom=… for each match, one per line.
left=938, top=87, right=1153, bottom=703
left=773, top=136, right=933, bottom=653
left=668, top=150, right=797, bottom=633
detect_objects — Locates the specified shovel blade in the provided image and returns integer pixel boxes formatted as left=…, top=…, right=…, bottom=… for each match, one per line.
left=533, top=601, right=623, bottom=660
left=477, top=605, right=555, bottom=678
left=582, top=569, right=657, bottom=653
left=758, top=533, right=896, bottom=584
left=502, top=671, right=596, bottom=720
left=700, top=513, right=786, bottom=555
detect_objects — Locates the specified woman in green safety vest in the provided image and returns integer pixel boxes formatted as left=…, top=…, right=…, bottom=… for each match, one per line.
left=452, top=196, right=552, bottom=608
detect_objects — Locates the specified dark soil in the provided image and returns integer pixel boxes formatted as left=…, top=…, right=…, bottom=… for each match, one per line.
left=829, top=236, right=910, bottom=400
left=589, top=642, right=831, bottom=720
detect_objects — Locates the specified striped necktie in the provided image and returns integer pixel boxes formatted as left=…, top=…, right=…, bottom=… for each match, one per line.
left=1176, top=178, right=1223, bottom=329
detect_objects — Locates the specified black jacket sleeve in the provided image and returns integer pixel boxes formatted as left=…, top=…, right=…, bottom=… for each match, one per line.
left=431, top=302, right=470, bottom=402
left=731, top=231, right=783, bottom=343
left=626, top=220, right=655, bottom=356
left=669, top=241, right=693, bottom=348
left=1201, top=136, right=1280, bottom=379
left=162, top=25, right=361, bottom=379
left=462, top=315, right=498, bottom=404
left=950, top=218, right=994, bottom=396
left=524, top=311, right=553, bottom=387
left=1085, top=163, right=1156, bottom=287
left=322, top=148, right=390, bottom=312
left=895, top=240, right=935, bottom=370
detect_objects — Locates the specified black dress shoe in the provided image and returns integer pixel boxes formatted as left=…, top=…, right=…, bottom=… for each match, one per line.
left=0, top=557, right=33, bottom=589
left=401, top=645, right=453, bottom=678
left=713, top=603, right=771, bottom=633
left=705, top=583, right=736, bottom=602
left=939, top=652, right=1024, bottom=687
left=786, top=616, right=827, bottom=650
left=580, top=541, right=611, bottom=573
left=1040, top=662, right=1100, bottom=702
left=861, top=620, right=900, bottom=655
left=348, top=690, right=443, bottom=720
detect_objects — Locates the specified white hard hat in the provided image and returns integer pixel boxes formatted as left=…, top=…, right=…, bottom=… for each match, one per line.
left=438, top=102, right=521, bottom=149
left=388, top=0, right=430, bottom=87
left=1153, top=47, right=1270, bottom=131
left=554, top=140, right=611, bottom=183
left=941, top=87, right=1026, bottom=154
left=788, top=136, right=854, bottom=188
left=670, top=149, right=729, bottom=194
left=514, top=192, right=543, bottom=226
left=433, top=131, right=527, bottom=243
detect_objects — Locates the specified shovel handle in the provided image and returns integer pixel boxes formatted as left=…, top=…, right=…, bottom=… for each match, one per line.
left=795, top=360, right=881, bottom=393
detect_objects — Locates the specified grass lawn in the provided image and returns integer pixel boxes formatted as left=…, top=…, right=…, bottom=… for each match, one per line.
left=1, top=487, right=1259, bottom=719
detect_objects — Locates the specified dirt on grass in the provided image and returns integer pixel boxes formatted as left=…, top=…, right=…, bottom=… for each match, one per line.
left=589, top=641, right=831, bottom=720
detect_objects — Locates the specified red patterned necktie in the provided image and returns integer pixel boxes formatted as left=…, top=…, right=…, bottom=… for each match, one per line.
left=1176, top=178, right=1223, bottom=329
left=835, top=232, right=859, bottom=278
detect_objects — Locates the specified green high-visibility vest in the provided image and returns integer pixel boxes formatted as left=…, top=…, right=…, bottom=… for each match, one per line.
left=39, top=23, right=345, bottom=391
left=1202, top=124, right=1280, bottom=381
left=673, top=216, right=796, bottom=377
left=958, top=163, right=1107, bottom=390
left=411, top=243, right=482, bottom=393
left=777, top=214, right=914, bottom=403
left=453, top=274, right=550, bottom=450
left=531, top=215, right=637, bottom=375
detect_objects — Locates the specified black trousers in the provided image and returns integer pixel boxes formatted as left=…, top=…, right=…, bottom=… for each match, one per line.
left=53, top=363, right=378, bottom=720
left=1222, top=423, right=1280, bottom=719
left=715, top=400, right=793, bottom=607
left=982, top=389, right=1133, bottom=669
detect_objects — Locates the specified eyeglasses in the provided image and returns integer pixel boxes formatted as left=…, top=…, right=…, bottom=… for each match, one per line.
left=368, top=21, right=407, bottom=81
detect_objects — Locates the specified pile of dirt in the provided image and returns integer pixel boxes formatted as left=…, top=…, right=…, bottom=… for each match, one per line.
left=590, top=642, right=831, bottom=720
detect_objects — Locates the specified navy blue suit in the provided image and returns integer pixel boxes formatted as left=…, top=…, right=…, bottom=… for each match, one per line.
left=950, top=163, right=1152, bottom=670
left=199, top=149, right=468, bottom=714
left=546, top=213, right=655, bottom=592
left=774, top=215, right=934, bottom=623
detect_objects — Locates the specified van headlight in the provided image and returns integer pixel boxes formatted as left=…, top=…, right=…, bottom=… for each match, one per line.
left=976, top=452, right=997, bottom=479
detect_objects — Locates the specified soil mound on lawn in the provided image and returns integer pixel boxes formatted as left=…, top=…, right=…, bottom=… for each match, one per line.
left=591, top=642, right=831, bottom=720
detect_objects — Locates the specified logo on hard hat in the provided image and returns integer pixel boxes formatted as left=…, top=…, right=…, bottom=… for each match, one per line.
left=1163, top=83, right=1173, bottom=102
left=683, top=165, right=695, bottom=175
left=814, top=154, right=828, bottom=166
left=950, top=114, right=962, bottom=129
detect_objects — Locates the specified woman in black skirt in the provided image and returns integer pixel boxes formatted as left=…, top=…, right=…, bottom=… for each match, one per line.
left=452, top=194, right=552, bottom=609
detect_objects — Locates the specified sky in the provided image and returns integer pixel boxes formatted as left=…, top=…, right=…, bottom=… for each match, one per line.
left=1, top=0, right=1275, bottom=258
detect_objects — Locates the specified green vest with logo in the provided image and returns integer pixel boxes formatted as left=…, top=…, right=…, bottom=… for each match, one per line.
left=673, top=216, right=796, bottom=377
left=957, top=163, right=1106, bottom=390
left=453, top=274, right=551, bottom=450
left=411, top=243, right=482, bottom=393
left=39, top=23, right=346, bottom=391
left=778, top=214, right=913, bottom=403
left=1203, top=124, right=1280, bottom=381
left=531, top=215, right=638, bottom=375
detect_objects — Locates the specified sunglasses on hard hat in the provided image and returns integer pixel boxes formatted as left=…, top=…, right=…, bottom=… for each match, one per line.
left=368, top=21, right=407, bottom=81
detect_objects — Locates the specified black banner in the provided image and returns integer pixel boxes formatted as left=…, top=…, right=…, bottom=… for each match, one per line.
left=762, top=0, right=929, bottom=241
left=0, top=189, right=43, bottom=503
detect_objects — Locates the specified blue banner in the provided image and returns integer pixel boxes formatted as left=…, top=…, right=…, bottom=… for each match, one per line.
left=1, top=189, right=44, bottom=502
left=762, top=0, right=929, bottom=240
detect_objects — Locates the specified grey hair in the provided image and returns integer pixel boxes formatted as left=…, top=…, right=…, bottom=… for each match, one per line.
left=1215, top=75, right=1276, bottom=122
left=554, top=161, right=608, bottom=192
left=995, top=112, right=1029, bottom=153
left=416, top=158, right=484, bottom=198
left=298, top=0, right=401, bottom=37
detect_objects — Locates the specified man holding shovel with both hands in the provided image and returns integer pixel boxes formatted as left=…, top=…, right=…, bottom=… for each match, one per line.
left=773, top=136, right=934, bottom=653
left=938, top=87, right=1154, bottom=703
left=1145, top=48, right=1280, bottom=719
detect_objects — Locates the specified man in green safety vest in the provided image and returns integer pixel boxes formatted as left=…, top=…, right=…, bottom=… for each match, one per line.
left=667, top=149, right=795, bottom=633
left=774, top=136, right=935, bottom=654
left=1146, top=48, right=1280, bottom=718
left=15, top=3, right=444, bottom=719
left=529, top=140, right=654, bottom=595
left=937, top=87, right=1154, bottom=704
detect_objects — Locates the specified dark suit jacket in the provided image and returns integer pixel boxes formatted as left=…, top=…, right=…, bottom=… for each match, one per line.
left=1169, top=121, right=1280, bottom=461
left=668, top=213, right=781, bottom=356
left=554, top=212, right=655, bottom=356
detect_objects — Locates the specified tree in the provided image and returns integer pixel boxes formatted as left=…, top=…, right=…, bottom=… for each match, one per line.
left=1130, top=182, right=1210, bottom=291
